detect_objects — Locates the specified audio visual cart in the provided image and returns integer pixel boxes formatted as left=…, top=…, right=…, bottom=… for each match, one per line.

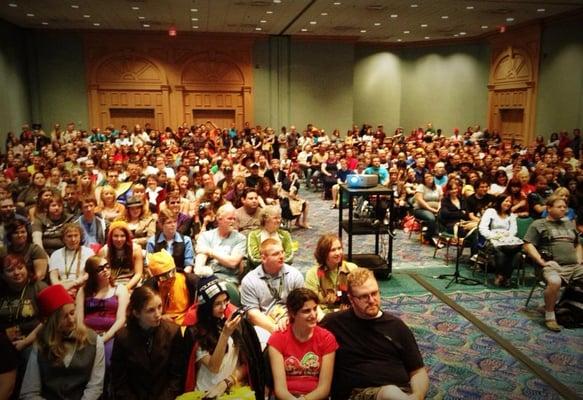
left=338, top=184, right=393, bottom=279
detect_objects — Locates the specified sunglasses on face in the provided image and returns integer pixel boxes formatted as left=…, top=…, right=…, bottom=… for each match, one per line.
left=156, top=269, right=176, bottom=282
left=96, top=263, right=110, bottom=273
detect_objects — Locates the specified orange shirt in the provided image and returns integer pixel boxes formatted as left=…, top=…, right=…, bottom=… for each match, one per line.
left=159, top=273, right=191, bottom=326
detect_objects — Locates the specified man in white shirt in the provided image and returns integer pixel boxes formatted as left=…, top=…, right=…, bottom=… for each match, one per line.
left=48, top=223, right=94, bottom=294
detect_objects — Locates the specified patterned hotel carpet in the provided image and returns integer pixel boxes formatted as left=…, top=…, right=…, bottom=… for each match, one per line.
left=446, top=290, right=583, bottom=396
left=290, top=186, right=582, bottom=399
left=382, top=290, right=583, bottom=400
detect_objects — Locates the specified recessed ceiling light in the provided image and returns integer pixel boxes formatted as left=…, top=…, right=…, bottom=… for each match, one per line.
left=420, top=24, right=428, bottom=28
left=266, top=10, right=273, bottom=14
left=142, top=24, right=150, bottom=28
left=309, top=21, right=317, bottom=25
left=131, top=6, right=139, bottom=10
left=41, top=21, right=48, bottom=25
left=8, top=3, right=18, bottom=8
left=93, top=22, right=101, bottom=26
left=321, top=12, right=328, bottom=16
left=466, top=6, right=474, bottom=10
left=191, top=17, right=198, bottom=21
left=454, top=34, right=459, bottom=37
left=255, top=27, right=262, bottom=31
left=190, top=8, right=198, bottom=12
left=260, top=20, right=267, bottom=23
left=138, top=16, right=145, bottom=20
left=192, top=25, right=199, bottom=29
left=390, top=14, right=398, bottom=18
left=333, top=2, right=341, bottom=5
left=360, top=29, right=367, bottom=33
left=301, top=28, right=308, bottom=32
left=71, top=4, right=79, bottom=9
left=481, top=25, right=488, bottom=29
left=83, top=14, right=90, bottom=18
left=374, top=22, right=381, bottom=26
left=506, top=17, right=514, bottom=22
left=397, top=39, right=402, bottom=42
left=403, top=30, right=410, bottom=34
left=410, top=4, right=418, bottom=8
left=459, top=31, right=466, bottom=35
left=273, top=0, right=281, bottom=3
left=537, top=8, right=545, bottom=12
left=424, top=36, right=430, bottom=39
left=26, top=13, right=34, bottom=17
left=441, top=16, right=448, bottom=19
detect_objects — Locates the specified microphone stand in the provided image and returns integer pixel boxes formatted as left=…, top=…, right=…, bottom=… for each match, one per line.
left=437, top=228, right=481, bottom=289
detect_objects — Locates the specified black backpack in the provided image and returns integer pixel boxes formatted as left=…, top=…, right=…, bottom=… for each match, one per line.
left=556, top=281, right=583, bottom=329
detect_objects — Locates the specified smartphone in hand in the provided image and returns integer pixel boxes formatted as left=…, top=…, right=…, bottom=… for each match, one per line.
left=229, top=305, right=252, bottom=320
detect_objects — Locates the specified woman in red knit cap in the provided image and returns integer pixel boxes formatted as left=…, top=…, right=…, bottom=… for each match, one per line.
left=19, top=284, right=105, bottom=400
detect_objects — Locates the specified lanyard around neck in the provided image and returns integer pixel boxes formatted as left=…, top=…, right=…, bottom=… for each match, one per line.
left=64, top=248, right=80, bottom=279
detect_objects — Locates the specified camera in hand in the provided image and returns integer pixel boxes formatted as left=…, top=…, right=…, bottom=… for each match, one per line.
left=229, top=305, right=252, bottom=320
left=540, top=249, right=553, bottom=261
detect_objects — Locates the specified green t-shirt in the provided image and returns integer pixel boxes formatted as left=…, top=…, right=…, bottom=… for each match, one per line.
left=523, top=218, right=580, bottom=266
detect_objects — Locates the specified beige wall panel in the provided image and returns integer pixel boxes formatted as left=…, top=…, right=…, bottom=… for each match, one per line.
left=487, top=25, right=540, bottom=144
left=85, top=32, right=254, bottom=129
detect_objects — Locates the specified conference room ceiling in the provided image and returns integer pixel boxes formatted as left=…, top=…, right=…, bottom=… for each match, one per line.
left=1, top=0, right=582, bottom=43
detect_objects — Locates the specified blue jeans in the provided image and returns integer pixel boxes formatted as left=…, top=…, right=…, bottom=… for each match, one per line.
left=413, top=208, right=436, bottom=238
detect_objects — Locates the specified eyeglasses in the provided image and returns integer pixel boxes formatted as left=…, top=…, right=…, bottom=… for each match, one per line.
left=351, top=290, right=379, bottom=302
left=96, top=263, right=110, bottom=273
left=156, top=269, right=176, bottom=282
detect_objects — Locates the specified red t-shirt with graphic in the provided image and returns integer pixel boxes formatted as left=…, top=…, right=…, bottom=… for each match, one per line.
left=268, top=325, right=338, bottom=395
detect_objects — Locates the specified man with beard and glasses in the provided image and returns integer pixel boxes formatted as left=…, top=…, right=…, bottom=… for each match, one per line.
left=321, top=268, right=429, bottom=400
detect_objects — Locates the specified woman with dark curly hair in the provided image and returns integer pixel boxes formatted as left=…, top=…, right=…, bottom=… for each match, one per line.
left=2, top=219, right=49, bottom=281
left=32, top=195, right=75, bottom=256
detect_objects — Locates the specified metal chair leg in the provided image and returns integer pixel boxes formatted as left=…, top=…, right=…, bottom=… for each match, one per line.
left=525, top=280, right=539, bottom=307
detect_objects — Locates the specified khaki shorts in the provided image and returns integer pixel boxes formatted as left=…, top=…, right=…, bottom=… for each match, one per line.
left=350, top=386, right=411, bottom=400
left=350, top=387, right=381, bottom=400
left=543, top=263, right=583, bottom=284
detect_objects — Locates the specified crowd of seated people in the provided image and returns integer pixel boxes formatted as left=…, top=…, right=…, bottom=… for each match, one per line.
left=0, top=119, right=581, bottom=398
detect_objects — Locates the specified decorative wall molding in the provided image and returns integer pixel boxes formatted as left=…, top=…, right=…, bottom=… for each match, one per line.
left=487, top=25, right=541, bottom=144
left=85, top=32, right=254, bottom=129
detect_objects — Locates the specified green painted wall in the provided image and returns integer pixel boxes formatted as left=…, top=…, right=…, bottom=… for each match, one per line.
left=26, top=30, right=88, bottom=132
left=253, top=39, right=271, bottom=127
left=256, top=41, right=489, bottom=135
left=252, top=36, right=292, bottom=130
left=289, top=40, right=354, bottom=134
left=536, top=18, right=583, bottom=136
left=399, top=44, right=489, bottom=134
left=353, top=46, right=402, bottom=131
left=0, top=20, right=31, bottom=144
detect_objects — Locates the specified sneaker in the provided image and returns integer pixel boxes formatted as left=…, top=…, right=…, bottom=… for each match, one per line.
left=545, top=319, right=562, bottom=332
left=470, top=254, right=478, bottom=263
left=431, top=237, right=445, bottom=249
